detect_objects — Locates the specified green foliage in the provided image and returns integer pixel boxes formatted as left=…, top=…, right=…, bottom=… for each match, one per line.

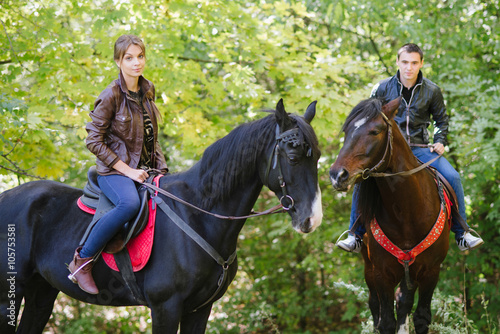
left=1, top=0, right=499, bottom=332
left=46, top=295, right=151, bottom=333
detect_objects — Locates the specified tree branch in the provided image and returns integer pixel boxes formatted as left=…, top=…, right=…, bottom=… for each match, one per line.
left=0, top=129, right=44, bottom=180
left=0, top=18, right=32, bottom=73
left=368, top=24, right=391, bottom=76
left=300, top=14, right=392, bottom=76
left=0, top=164, right=44, bottom=180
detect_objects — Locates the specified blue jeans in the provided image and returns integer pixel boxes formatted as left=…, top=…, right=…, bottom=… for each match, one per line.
left=79, top=174, right=141, bottom=258
left=349, top=147, right=468, bottom=240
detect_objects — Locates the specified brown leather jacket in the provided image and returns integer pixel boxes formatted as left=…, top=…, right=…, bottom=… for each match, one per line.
left=86, top=72, right=168, bottom=175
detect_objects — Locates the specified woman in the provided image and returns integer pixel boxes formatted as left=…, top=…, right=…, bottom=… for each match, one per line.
left=68, top=35, right=168, bottom=294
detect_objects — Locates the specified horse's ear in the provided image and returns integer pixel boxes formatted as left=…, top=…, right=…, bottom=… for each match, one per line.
left=304, top=101, right=317, bottom=124
left=275, top=98, right=292, bottom=129
left=382, top=97, right=401, bottom=119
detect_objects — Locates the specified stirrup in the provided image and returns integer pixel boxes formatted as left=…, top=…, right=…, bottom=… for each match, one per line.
left=335, top=230, right=351, bottom=246
left=68, top=258, right=94, bottom=283
left=466, top=228, right=482, bottom=238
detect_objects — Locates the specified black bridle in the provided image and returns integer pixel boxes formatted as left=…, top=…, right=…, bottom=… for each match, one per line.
left=264, top=125, right=311, bottom=210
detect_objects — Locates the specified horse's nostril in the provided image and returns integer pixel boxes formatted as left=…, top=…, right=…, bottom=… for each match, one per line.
left=302, top=218, right=312, bottom=233
left=338, top=168, right=349, bottom=183
left=331, top=168, right=349, bottom=184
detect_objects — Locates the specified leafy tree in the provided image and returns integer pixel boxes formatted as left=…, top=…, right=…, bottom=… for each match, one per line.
left=1, top=0, right=498, bottom=332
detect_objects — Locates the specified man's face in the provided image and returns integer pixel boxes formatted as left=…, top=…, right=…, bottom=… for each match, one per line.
left=396, top=51, right=423, bottom=84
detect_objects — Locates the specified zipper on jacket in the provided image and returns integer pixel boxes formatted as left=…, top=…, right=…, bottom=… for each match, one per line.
left=397, top=77, right=423, bottom=146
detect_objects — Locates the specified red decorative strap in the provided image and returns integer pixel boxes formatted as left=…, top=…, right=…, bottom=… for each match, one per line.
left=370, top=190, right=451, bottom=266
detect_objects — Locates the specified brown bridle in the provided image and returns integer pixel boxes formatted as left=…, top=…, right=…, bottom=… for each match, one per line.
left=361, top=112, right=440, bottom=179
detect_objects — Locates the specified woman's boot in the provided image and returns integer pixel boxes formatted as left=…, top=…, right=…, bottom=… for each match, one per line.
left=67, top=247, right=99, bottom=294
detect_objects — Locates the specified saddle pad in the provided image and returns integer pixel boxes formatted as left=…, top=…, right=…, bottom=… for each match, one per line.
left=77, top=174, right=162, bottom=273
left=101, top=198, right=157, bottom=272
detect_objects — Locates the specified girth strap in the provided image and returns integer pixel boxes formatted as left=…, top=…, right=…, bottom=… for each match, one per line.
left=114, top=249, right=147, bottom=304
left=151, top=195, right=237, bottom=312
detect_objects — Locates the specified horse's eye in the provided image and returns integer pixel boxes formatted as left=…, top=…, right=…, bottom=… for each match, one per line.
left=369, top=130, right=381, bottom=136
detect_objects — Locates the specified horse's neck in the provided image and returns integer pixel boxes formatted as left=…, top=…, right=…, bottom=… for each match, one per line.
left=376, top=138, right=440, bottom=238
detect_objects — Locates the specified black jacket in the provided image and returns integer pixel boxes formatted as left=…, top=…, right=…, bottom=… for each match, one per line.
left=370, top=71, right=449, bottom=146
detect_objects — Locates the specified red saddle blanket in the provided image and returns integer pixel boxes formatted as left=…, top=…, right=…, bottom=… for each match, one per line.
left=77, top=176, right=161, bottom=272
left=101, top=198, right=157, bottom=272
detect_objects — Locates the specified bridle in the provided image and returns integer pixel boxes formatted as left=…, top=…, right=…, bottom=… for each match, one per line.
left=264, top=124, right=311, bottom=210
left=361, top=112, right=394, bottom=179
left=361, top=112, right=440, bottom=179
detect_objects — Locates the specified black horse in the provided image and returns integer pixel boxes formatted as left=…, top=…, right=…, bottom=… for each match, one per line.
left=0, top=99, right=322, bottom=333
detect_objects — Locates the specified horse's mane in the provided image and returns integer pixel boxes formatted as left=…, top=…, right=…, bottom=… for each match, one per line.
left=198, top=111, right=319, bottom=209
left=342, top=98, right=383, bottom=132
left=343, top=98, right=384, bottom=225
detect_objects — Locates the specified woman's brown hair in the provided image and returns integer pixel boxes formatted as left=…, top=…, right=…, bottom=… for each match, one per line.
left=114, top=35, right=146, bottom=64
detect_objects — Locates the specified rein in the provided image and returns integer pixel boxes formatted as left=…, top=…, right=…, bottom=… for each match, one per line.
left=136, top=126, right=303, bottom=312
left=143, top=124, right=304, bottom=219
left=142, top=181, right=285, bottom=219
left=361, top=112, right=441, bottom=179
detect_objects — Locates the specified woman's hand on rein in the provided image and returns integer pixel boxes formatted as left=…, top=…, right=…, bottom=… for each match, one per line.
left=112, top=160, right=149, bottom=183
left=126, top=168, right=149, bottom=183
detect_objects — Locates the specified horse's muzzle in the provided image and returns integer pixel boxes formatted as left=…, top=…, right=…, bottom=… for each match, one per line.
left=329, top=167, right=351, bottom=191
left=293, top=193, right=323, bottom=234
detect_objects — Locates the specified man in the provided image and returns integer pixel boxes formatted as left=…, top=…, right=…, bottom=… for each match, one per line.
left=337, top=43, right=484, bottom=253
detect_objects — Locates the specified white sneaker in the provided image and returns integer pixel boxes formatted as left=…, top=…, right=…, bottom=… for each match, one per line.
left=336, top=234, right=362, bottom=253
left=456, top=231, right=484, bottom=251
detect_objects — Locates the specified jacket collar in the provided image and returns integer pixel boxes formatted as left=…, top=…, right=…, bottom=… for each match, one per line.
left=396, top=70, right=423, bottom=88
left=117, top=70, right=153, bottom=99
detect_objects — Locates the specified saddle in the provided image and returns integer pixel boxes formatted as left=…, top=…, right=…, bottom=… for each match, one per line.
left=425, top=165, right=467, bottom=230
left=78, top=166, right=151, bottom=254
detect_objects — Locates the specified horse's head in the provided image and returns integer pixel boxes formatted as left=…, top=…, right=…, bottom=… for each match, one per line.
left=263, top=99, right=323, bottom=234
left=329, top=97, right=400, bottom=191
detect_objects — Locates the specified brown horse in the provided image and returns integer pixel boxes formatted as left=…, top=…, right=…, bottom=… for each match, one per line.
left=329, top=97, right=450, bottom=334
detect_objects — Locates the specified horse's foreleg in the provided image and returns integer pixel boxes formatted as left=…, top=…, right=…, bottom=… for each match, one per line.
left=364, top=262, right=381, bottom=329
left=395, top=281, right=416, bottom=334
left=180, top=304, right=212, bottom=334
left=0, top=277, right=24, bottom=333
left=150, top=299, right=183, bottom=334
left=373, top=272, right=397, bottom=334
left=17, top=275, right=59, bottom=334
left=413, top=272, right=440, bottom=334
left=0, top=298, right=20, bottom=334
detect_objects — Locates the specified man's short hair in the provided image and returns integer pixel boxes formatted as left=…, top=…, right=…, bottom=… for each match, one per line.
left=397, top=43, right=424, bottom=61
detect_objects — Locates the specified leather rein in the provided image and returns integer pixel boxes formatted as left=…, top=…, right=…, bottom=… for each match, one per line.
left=361, top=112, right=441, bottom=179
left=142, top=124, right=305, bottom=220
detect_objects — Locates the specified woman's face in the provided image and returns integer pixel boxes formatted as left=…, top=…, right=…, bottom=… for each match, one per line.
left=116, top=44, right=146, bottom=83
